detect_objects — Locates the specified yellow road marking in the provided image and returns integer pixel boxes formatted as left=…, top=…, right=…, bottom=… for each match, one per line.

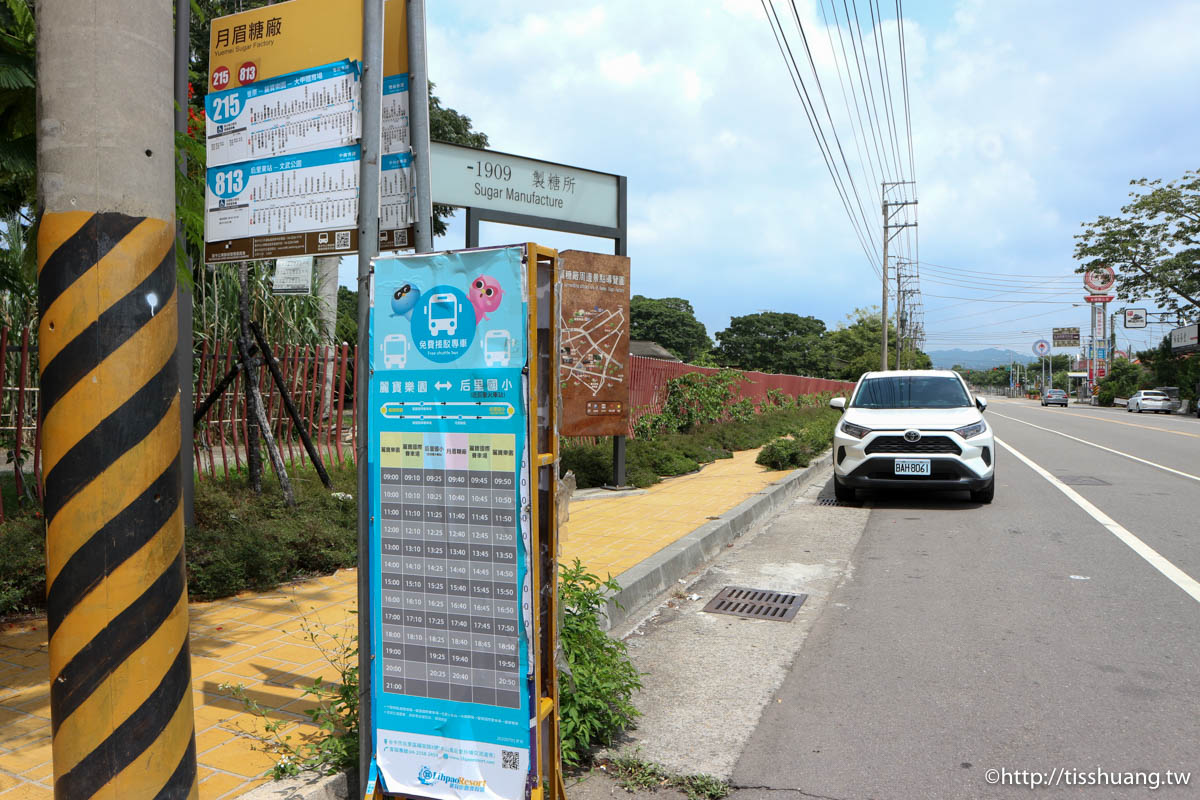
left=1030, top=406, right=1200, bottom=439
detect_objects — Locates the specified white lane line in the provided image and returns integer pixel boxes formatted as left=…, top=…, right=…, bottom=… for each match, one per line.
left=996, top=437, right=1200, bottom=605
left=990, top=411, right=1200, bottom=484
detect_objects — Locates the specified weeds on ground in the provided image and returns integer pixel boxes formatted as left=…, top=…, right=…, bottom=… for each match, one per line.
left=600, top=754, right=730, bottom=800
left=559, top=559, right=642, bottom=767
left=221, top=611, right=359, bottom=779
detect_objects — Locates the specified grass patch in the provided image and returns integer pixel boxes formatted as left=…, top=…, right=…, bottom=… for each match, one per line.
left=563, top=407, right=842, bottom=489
left=187, top=464, right=359, bottom=601
left=599, top=754, right=730, bottom=800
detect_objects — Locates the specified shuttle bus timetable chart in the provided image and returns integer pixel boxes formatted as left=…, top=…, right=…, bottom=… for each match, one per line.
left=378, top=431, right=522, bottom=707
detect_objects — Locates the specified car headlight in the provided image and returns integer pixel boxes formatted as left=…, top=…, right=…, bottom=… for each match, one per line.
left=840, top=420, right=872, bottom=439
left=954, top=421, right=987, bottom=439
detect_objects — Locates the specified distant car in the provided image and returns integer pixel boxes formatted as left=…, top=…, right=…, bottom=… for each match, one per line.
left=830, top=370, right=995, bottom=504
left=1041, top=389, right=1068, bottom=407
left=1127, top=390, right=1172, bottom=414
left=1153, top=386, right=1181, bottom=411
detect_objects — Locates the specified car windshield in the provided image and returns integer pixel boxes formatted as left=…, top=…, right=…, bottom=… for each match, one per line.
left=851, top=376, right=971, bottom=409
left=1047, top=390, right=1065, bottom=396
left=1143, top=392, right=1167, bottom=398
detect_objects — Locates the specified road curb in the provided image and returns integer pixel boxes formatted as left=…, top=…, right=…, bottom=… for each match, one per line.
left=599, top=450, right=833, bottom=631
left=239, top=771, right=350, bottom=800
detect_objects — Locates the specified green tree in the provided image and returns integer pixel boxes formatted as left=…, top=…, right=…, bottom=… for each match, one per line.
left=823, top=307, right=930, bottom=380
left=0, top=0, right=35, bottom=218
left=336, top=286, right=358, bottom=345
left=1075, top=170, right=1200, bottom=317
left=713, top=311, right=826, bottom=374
left=629, top=295, right=712, bottom=362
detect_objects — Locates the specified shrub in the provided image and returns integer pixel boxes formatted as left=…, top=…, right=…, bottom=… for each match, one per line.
left=755, top=437, right=813, bottom=470
left=0, top=515, right=46, bottom=617
left=558, top=559, right=641, bottom=767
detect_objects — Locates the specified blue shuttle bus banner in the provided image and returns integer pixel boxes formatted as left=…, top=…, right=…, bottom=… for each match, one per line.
left=367, top=246, right=533, bottom=799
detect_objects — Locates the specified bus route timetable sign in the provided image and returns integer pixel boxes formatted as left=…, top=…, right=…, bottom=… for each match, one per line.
left=367, top=247, right=533, bottom=800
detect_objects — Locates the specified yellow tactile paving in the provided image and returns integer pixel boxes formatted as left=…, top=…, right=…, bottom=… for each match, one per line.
left=0, top=446, right=784, bottom=797
left=560, top=447, right=785, bottom=578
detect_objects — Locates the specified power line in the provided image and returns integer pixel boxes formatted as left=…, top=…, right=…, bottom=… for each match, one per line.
left=760, top=0, right=882, bottom=276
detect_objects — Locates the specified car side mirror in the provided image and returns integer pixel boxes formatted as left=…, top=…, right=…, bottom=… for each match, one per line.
left=975, top=396, right=988, bottom=412
left=829, top=397, right=846, bottom=411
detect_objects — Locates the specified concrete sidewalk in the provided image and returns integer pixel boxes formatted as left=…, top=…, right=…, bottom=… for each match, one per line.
left=0, top=448, right=790, bottom=799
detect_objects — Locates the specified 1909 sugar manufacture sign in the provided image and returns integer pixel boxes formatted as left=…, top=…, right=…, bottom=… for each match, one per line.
left=557, top=251, right=630, bottom=437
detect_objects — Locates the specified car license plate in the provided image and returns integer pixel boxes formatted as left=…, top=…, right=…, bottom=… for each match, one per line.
left=894, top=459, right=931, bottom=476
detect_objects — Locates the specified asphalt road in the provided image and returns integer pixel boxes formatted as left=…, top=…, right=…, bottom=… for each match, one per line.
left=730, top=398, right=1200, bottom=799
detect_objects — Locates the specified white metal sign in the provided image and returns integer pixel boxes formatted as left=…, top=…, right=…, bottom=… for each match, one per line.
left=382, top=73, right=410, bottom=155
left=205, top=60, right=361, bottom=168
left=1124, top=308, right=1147, bottom=328
left=431, top=141, right=619, bottom=228
left=1170, top=323, right=1199, bottom=352
left=205, top=145, right=359, bottom=242
left=381, top=152, right=414, bottom=229
left=272, top=256, right=314, bottom=295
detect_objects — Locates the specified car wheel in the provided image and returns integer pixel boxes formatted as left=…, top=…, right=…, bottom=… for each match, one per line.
left=1137, top=407, right=1143, bottom=413
left=1127, top=405, right=1132, bottom=412
left=833, top=474, right=856, bottom=503
left=970, top=478, right=995, bottom=504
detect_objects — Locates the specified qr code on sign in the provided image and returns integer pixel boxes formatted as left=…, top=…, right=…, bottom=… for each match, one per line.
left=335, top=231, right=351, bottom=249
left=501, top=750, right=520, bottom=770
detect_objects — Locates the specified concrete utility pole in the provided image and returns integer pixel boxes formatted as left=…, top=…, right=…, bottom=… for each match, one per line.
left=175, top=0, right=194, bottom=527
left=881, top=182, right=916, bottom=371
left=38, top=0, right=198, bottom=797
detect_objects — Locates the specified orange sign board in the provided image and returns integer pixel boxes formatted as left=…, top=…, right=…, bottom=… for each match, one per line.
left=558, top=251, right=631, bottom=437
left=209, top=0, right=408, bottom=90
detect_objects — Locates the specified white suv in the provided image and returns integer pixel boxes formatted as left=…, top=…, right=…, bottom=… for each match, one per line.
left=830, top=370, right=995, bottom=504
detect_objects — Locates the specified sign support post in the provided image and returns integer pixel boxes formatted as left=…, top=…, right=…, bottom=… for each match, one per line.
left=358, top=0, right=385, bottom=794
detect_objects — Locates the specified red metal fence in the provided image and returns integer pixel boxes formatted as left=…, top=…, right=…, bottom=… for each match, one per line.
left=3, top=335, right=855, bottom=499
left=192, top=341, right=357, bottom=479
left=626, top=355, right=854, bottom=432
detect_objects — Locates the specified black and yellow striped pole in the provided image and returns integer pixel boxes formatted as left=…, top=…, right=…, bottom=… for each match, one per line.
left=37, top=2, right=198, bottom=798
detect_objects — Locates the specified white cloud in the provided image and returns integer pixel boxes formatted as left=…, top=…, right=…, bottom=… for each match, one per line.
left=418, top=1, right=1200, bottom=349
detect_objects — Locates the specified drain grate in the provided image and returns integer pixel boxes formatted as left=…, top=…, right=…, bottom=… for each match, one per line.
left=701, top=586, right=807, bottom=622
left=816, top=496, right=855, bottom=506
left=1057, top=475, right=1111, bottom=486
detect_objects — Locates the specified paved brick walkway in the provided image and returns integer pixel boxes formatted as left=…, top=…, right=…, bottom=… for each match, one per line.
left=0, top=448, right=781, bottom=798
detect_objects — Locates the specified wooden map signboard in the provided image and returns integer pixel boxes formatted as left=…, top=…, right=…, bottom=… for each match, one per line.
left=558, top=250, right=630, bottom=436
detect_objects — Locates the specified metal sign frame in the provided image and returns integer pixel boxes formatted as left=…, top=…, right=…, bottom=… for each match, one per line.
left=362, top=243, right=563, bottom=800
left=445, top=144, right=630, bottom=487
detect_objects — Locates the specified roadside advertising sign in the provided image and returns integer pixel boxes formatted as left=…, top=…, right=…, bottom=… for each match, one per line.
left=1032, top=339, right=1050, bottom=356
left=1170, top=323, right=1199, bottom=353
left=1083, top=265, right=1116, bottom=292
left=1113, top=350, right=1129, bottom=360
left=430, top=141, right=620, bottom=228
left=367, top=247, right=534, bottom=799
left=204, top=0, right=412, bottom=263
left=1124, top=308, right=1147, bottom=328
left=1052, top=327, right=1079, bottom=347
left=271, top=255, right=314, bottom=295
left=1083, top=294, right=1114, bottom=303
left=558, top=251, right=631, bottom=437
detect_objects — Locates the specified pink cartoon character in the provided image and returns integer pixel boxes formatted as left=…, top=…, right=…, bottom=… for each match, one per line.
left=469, top=275, right=503, bottom=322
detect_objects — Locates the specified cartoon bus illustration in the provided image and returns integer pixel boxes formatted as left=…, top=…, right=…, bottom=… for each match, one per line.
left=427, top=293, right=460, bottom=336
left=382, top=333, right=409, bottom=369
left=483, top=329, right=512, bottom=367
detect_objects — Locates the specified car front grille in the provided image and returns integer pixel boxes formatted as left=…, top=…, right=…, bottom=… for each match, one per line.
left=865, top=435, right=962, bottom=455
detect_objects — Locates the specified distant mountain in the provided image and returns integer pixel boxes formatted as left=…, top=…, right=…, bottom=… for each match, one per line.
left=927, top=348, right=1028, bottom=369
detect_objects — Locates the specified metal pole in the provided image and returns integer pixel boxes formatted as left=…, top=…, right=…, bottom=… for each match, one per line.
left=358, top=0, right=384, bottom=792
left=407, top=0, right=433, bottom=253
left=175, top=0, right=195, bottom=526
left=613, top=176, right=628, bottom=487
left=39, top=0, right=198, bottom=793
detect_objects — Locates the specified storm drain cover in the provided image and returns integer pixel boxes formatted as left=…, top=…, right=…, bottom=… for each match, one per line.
left=816, top=497, right=854, bottom=506
left=1057, top=475, right=1111, bottom=486
left=702, top=586, right=807, bottom=622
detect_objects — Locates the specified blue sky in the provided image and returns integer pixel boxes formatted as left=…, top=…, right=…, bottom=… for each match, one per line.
left=343, top=0, right=1200, bottom=356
